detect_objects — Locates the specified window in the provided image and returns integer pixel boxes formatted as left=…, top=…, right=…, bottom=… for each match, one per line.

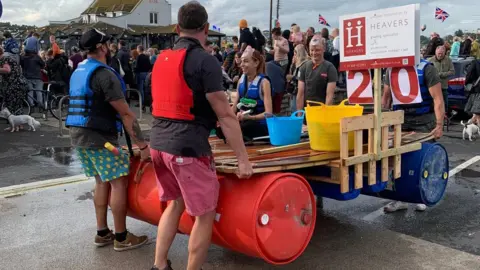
left=150, top=12, right=158, bottom=24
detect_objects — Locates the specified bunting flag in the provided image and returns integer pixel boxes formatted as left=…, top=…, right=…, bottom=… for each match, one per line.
left=212, top=25, right=221, bottom=32
left=435, top=7, right=449, bottom=22
left=318, top=14, right=330, bottom=27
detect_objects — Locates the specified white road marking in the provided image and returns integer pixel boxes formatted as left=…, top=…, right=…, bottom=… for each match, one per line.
left=362, top=155, right=480, bottom=221
left=0, top=174, right=92, bottom=198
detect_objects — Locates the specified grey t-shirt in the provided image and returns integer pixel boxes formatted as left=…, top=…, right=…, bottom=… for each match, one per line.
left=70, top=68, right=125, bottom=148
left=298, top=60, right=338, bottom=103
left=385, top=64, right=441, bottom=132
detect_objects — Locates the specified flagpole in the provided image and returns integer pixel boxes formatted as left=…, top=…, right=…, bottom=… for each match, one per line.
left=269, top=0, right=273, bottom=43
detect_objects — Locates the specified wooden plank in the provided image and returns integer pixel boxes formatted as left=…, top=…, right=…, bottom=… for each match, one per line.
left=256, top=142, right=311, bottom=155
left=340, top=126, right=350, bottom=194
left=368, top=128, right=376, bottom=185
left=354, top=130, right=363, bottom=189
left=379, top=142, right=422, bottom=158
left=380, top=111, right=404, bottom=127
left=393, top=124, right=402, bottom=179
left=381, top=126, right=389, bottom=182
left=304, top=175, right=340, bottom=184
left=373, top=68, right=382, bottom=161
left=252, top=153, right=341, bottom=168
left=341, top=114, right=375, bottom=132
left=343, top=153, right=375, bottom=166
left=215, top=160, right=330, bottom=174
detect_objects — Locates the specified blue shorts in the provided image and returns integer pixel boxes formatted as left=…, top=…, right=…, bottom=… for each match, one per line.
left=76, top=147, right=130, bottom=182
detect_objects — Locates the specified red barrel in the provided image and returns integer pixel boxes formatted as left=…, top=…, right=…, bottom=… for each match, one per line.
left=127, top=158, right=316, bottom=265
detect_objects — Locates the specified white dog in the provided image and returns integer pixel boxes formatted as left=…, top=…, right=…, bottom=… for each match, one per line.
left=0, top=107, right=41, bottom=132
left=461, top=120, right=480, bottom=141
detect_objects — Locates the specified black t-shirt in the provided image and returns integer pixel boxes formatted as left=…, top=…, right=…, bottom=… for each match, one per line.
left=239, top=28, right=257, bottom=50
left=150, top=37, right=224, bottom=157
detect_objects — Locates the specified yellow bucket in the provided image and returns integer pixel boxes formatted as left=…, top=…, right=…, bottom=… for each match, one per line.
left=305, top=99, right=364, bottom=152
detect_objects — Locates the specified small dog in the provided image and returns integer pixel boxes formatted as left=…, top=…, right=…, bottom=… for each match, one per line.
left=461, top=119, right=480, bottom=141
left=0, top=107, right=41, bottom=132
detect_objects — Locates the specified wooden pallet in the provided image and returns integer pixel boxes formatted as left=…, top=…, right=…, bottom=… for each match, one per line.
left=212, top=118, right=431, bottom=178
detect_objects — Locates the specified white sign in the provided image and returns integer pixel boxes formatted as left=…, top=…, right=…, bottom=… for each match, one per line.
left=346, top=70, right=373, bottom=104
left=389, top=66, right=422, bottom=105
left=339, top=4, right=420, bottom=71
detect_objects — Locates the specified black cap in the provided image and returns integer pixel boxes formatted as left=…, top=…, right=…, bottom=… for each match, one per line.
left=79, top=28, right=112, bottom=52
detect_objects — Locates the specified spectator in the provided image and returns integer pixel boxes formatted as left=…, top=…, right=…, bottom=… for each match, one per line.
left=238, top=19, right=257, bottom=52
left=109, top=43, right=122, bottom=75
left=287, top=44, right=309, bottom=112
left=232, top=36, right=239, bottom=51
left=461, top=36, right=473, bottom=57
left=204, top=40, right=214, bottom=54
left=46, top=46, right=70, bottom=93
left=228, top=52, right=243, bottom=89
left=282, top=30, right=294, bottom=75
left=68, top=46, right=83, bottom=71
left=266, top=57, right=286, bottom=114
left=213, top=45, right=223, bottom=62
left=24, top=32, right=41, bottom=54
left=296, top=35, right=338, bottom=109
left=117, top=40, right=134, bottom=87
left=472, top=37, right=480, bottom=59
left=450, top=37, right=461, bottom=58
left=271, top=27, right=289, bottom=75
left=134, top=45, right=151, bottom=110
left=3, top=31, right=20, bottom=64
left=428, top=46, right=454, bottom=112
left=21, top=49, right=46, bottom=107
left=147, top=48, right=158, bottom=65
left=252, top=27, right=266, bottom=52
left=222, top=43, right=236, bottom=71
left=0, top=47, right=28, bottom=115
left=321, top=28, right=333, bottom=62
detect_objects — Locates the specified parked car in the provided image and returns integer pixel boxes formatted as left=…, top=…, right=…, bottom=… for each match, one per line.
left=447, top=57, right=475, bottom=113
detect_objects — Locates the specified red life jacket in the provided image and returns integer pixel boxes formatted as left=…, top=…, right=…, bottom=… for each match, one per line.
left=151, top=48, right=194, bottom=121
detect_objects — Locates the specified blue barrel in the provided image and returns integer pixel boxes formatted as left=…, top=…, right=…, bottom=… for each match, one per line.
left=364, top=143, right=449, bottom=206
left=301, top=165, right=388, bottom=201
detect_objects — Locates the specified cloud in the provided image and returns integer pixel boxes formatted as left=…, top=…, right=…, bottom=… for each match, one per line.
left=1, top=0, right=479, bottom=36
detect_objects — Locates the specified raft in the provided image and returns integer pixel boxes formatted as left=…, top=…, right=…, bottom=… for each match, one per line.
left=124, top=111, right=449, bottom=265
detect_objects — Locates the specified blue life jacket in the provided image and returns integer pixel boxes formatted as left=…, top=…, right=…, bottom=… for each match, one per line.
left=238, top=74, right=269, bottom=125
left=66, top=58, right=126, bottom=133
left=393, top=59, right=433, bottom=115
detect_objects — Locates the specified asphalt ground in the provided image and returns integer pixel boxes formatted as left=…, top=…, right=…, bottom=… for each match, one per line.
left=2, top=119, right=480, bottom=269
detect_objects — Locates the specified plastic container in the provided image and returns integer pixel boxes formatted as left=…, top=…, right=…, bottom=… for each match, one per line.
left=126, top=158, right=316, bottom=265
left=305, top=99, right=363, bottom=152
left=266, top=110, right=305, bottom=146
left=363, top=143, right=449, bottom=206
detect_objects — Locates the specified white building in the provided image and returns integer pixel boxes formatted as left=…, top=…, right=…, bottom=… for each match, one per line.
left=50, top=0, right=172, bottom=28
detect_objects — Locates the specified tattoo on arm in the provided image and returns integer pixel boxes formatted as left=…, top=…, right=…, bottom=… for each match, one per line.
left=130, top=119, right=145, bottom=143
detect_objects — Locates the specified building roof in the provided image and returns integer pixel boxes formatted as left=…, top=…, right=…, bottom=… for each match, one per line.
left=82, top=0, right=141, bottom=15
left=128, top=24, right=225, bottom=37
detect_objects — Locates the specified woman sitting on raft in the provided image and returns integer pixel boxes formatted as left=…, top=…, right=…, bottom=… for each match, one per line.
left=231, top=46, right=273, bottom=141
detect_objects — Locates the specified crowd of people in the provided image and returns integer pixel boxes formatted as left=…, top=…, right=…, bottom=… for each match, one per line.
left=0, top=30, right=162, bottom=115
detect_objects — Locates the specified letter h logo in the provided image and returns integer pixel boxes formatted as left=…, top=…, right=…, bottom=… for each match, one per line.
left=343, top=17, right=366, bottom=57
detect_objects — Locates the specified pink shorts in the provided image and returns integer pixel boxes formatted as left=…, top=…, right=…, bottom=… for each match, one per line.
left=150, top=149, right=220, bottom=216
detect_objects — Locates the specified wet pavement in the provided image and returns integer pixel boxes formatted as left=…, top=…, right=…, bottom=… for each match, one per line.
left=2, top=119, right=480, bottom=269
left=1, top=180, right=480, bottom=270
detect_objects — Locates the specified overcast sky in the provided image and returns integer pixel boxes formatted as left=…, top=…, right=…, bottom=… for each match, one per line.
left=1, top=0, right=479, bottom=36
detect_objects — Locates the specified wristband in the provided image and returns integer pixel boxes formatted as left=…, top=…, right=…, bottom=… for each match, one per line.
left=139, top=145, right=148, bottom=151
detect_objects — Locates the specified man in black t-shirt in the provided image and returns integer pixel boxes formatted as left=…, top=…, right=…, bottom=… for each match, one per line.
left=149, top=2, right=253, bottom=270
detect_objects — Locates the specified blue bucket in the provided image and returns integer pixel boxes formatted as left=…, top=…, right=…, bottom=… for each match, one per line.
left=266, top=110, right=305, bottom=146
left=364, top=143, right=449, bottom=206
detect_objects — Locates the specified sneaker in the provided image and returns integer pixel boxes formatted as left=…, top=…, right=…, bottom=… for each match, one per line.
left=114, top=232, right=148, bottom=252
left=151, top=260, right=173, bottom=270
left=384, top=201, right=409, bottom=213
left=415, top=204, right=427, bottom=212
left=94, top=230, right=115, bottom=247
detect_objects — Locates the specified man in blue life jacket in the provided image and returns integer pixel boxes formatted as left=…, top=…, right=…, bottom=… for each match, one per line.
left=382, top=59, right=445, bottom=213
left=66, top=28, right=150, bottom=251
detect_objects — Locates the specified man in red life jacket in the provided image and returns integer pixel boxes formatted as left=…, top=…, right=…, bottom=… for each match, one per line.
left=149, top=2, right=253, bottom=270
